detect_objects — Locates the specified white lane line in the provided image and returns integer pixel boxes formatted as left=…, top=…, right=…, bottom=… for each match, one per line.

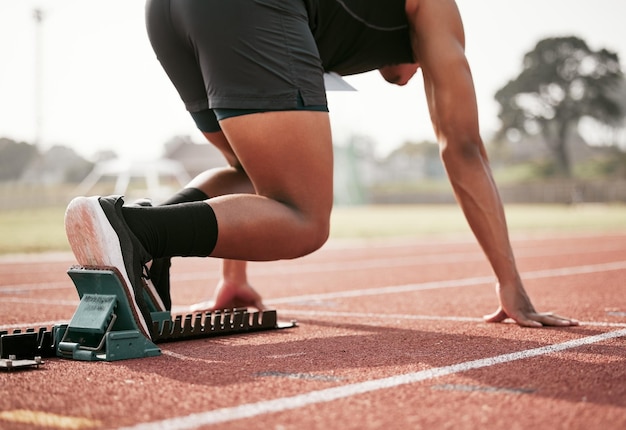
left=276, top=309, right=626, bottom=327
left=118, top=328, right=626, bottom=430
left=0, top=281, right=71, bottom=292
left=0, top=297, right=78, bottom=306
left=3, top=261, right=625, bottom=326
left=280, top=309, right=484, bottom=323
left=2, top=240, right=624, bottom=289
left=0, top=320, right=69, bottom=331
left=174, top=241, right=626, bottom=281
left=266, top=261, right=626, bottom=305
left=3, top=311, right=623, bottom=332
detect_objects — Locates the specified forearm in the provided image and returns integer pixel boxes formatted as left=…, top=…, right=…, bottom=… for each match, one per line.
left=441, top=145, right=521, bottom=286
left=221, top=259, right=249, bottom=283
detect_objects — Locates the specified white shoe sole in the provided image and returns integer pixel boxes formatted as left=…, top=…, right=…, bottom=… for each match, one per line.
left=64, top=196, right=151, bottom=338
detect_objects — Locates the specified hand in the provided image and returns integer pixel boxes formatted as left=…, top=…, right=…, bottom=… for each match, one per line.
left=189, top=279, right=265, bottom=313
left=484, top=282, right=579, bottom=327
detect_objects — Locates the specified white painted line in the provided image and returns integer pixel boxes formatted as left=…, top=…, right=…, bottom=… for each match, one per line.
left=3, top=261, right=625, bottom=326
left=266, top=261, right=626, bottom=305
left=0, top=281, right=71, bottom=292
left=280, top=309, right=484, bottom=323
left=2, top=241, right=624, bottom=289
left=276, top=309, right=626, bottom=328
left=0, top=297, right=78, bottom=307
left=119, top=328, right=626, bottom=430
left=0, top=320, right=68, bottom=331
left=176, top=241, right=626, bottom=280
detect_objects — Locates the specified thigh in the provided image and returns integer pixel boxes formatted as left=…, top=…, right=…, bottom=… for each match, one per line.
left=169, top=0, right=327, bottom=110
left=145, top=0, right=209, bottom=112
left=219, top=110, right=334, bottom=219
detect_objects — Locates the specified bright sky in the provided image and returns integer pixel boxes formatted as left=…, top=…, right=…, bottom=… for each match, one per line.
left=1, top=0, right=625, bottom=160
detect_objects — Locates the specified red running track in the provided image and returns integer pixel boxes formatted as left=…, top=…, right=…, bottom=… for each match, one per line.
left=1, top=232, right=625, bottom=429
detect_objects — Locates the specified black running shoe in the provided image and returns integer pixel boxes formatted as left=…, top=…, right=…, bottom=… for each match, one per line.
left=64, top=195, right=154, bottom=339
left=126, top=198, right=172, bottom=310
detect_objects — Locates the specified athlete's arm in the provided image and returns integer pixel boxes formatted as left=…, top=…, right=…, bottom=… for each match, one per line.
left=404, top=0, right=577, bottom=327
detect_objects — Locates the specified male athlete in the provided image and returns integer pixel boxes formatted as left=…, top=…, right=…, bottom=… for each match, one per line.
left=65, top=0, right=578, bottom=339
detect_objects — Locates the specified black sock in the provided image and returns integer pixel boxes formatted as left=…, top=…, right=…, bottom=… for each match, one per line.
left=140, top=188, right=210, bottom=309
left=161, top=187, right=209, bottom=206
left=122, top=202, right=218, bottom=259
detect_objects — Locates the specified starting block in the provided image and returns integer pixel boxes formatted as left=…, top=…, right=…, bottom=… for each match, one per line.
left=56, top=266, right=161, bottom=362
left=2, top=266, right=296, bottom=364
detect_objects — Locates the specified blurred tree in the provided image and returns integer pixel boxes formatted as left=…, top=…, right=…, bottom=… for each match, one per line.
left=0, top=138, right=38, bottom=181
left=495, top=36, right=624, bottom=177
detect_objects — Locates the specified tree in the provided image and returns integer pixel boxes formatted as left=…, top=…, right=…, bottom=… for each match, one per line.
left=0, top=138, right=38, bottom=181
left=495, top=36, right=624, bottom=177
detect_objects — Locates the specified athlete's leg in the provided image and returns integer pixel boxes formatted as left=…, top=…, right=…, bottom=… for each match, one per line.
left=187, top=130, right=264, bottom=311
left=143, top=0, right=332, bottom=260
left=204, top=109, right=333, bottom=261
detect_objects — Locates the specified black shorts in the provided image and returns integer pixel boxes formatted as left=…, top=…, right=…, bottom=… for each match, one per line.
left=145, top=0, right=328, bottom=132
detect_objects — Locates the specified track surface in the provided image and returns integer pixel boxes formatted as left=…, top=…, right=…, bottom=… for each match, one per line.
left=1, top=232, right=625, bottom=429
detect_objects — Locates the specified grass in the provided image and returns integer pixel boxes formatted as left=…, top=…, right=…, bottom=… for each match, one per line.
left=0, top=207, right=68, bottom=254
left=330, top=203, right=626, bottom=239
left=1, top=203, right=624, bottom=255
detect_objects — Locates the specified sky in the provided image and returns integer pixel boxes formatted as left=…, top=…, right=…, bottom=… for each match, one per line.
left=1, top=0, right=625, bottom=161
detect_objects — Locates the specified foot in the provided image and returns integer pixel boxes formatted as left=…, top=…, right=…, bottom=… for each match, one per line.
left=64, top=195, right=154, bottom=338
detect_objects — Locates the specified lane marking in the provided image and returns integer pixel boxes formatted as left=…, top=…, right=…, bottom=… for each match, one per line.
left=255, top=371, right=343, bottom=382
left=266, top=261, right=626, bottom=305
left=3, top=312, right=622, bottom=333
left=0, top=410, right=101, bottom=429
left=276, top=310, right=626, bottom=327
left=0, top=297, right=78, bottom=306
left=0, top=320, right=68, bottom=331
left=431, top=384, right=535, bottom=395
left=174, top=241, right=626, bottom=281
left=279, top=309, right=483, bottom=323
left=160, top=350, right=225, bottom=364
left=3, top=261, right=625, bottom=327
left=2, top=239, right=624, bottom=288
left=0, top=281, right=71, bottom=292
left=119, top=328, right=626, bottom=430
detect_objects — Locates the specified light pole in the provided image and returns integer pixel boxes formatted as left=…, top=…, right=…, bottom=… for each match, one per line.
left=33, top=8, right=44, bottom=149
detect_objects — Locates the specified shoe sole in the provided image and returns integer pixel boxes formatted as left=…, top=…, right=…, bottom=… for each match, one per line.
left=64, top=196, right=151, bottom=338
left=143, top=276, right=167, bottom=312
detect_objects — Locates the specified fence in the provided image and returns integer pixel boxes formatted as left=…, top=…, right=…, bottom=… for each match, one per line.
left=369, top=179, right=626, bottom=205
left=1, top=179, right=625, bottom=210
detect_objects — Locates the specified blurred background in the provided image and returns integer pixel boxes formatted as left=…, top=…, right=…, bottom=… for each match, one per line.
left=1, top=0, right=625, bottom=253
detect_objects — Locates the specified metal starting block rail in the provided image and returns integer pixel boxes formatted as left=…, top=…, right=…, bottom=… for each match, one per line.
left=1, top=266, right=296, bottom=366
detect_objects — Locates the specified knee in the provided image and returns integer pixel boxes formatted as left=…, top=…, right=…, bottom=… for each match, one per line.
left=290, top=213, right=331, bottom=258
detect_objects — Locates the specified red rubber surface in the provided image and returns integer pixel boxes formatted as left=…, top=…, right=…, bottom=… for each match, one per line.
left=1, top=232, right=625, bottom=429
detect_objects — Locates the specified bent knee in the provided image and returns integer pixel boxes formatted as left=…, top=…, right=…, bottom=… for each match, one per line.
left=289, top=215, right=331, bottom=258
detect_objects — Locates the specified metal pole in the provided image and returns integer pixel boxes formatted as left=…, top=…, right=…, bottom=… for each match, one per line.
left=33, top=8, right=44, bottom=148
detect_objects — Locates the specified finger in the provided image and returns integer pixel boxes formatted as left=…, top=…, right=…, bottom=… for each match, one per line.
left=189, top=300, right=215, bottom=313
left=483, top=307, right=508, bottom=323
left=513, top=317, right=544, bottom=328
left=533, top=313, right=580, bottom=327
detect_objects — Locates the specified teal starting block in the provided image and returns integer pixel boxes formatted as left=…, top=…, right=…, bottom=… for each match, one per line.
left=56, top=266, right=161, bottom=361
left=54, top=266, right=296, bottom=362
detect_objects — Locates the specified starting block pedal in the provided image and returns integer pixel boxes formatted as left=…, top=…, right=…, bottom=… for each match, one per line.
left=56, top=266, right=164, bottom=361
